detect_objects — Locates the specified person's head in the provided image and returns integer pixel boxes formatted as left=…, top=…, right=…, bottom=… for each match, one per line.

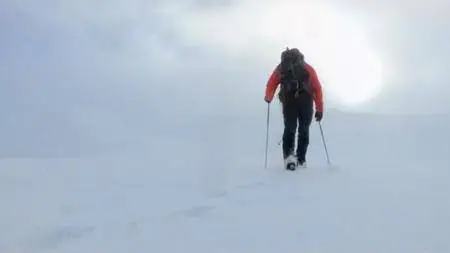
left=281, top=47, right=304, bottom=63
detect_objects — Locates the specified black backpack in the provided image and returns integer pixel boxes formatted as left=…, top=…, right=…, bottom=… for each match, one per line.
left=278, top=48, right=310, bottom=98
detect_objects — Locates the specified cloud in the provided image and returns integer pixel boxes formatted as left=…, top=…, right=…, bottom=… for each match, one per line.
left=151, top=0, right=450, bottom=113
left=1, top=0, right=450, bottom=156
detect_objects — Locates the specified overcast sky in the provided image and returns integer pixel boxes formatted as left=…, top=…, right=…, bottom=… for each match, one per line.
left=1, top=0, right=450, bottom=156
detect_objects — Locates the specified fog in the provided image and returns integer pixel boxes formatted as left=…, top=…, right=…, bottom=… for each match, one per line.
left=1, top=1, right=450, bottom=251
left=2, top=0, right=450, bottom=157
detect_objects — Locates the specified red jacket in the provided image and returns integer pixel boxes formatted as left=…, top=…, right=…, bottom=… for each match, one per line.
left=264, top=62, right=324, bottom=112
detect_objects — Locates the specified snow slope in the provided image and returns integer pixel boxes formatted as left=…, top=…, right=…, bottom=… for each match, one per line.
left=1, top=111, right=450, bottom=253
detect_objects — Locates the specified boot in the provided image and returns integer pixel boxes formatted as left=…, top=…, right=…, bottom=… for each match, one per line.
left=284, top=154, right=297, bottom=171
left=297, top=159, right=307, bottom=169
left=296, top=150, right=307, bottom=169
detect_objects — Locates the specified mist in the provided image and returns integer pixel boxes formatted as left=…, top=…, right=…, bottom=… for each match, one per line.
left=2, top=1, right=450, bottom=252
left=2, top=0, right=450, bottom=157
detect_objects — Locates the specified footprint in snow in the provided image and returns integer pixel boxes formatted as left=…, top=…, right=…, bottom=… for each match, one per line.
left=183, top=205, right=216, bottom=218
left=13, top=225, right=95, bottom=251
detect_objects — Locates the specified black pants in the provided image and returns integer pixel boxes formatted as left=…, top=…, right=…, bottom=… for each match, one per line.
left=281, top=92, right=314, bottom=163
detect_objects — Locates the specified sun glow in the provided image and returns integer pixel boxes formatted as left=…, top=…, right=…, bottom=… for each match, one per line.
left=258, top=2, right=384, bottom=106
left=168, top=1, right=384, bottom=106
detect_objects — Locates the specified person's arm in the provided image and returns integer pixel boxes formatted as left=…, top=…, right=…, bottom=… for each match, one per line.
left=305, top=63, right=324, bottom=112
left=264, top=65, right=281, bottom=103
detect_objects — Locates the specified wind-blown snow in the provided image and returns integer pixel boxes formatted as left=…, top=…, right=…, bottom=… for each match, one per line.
left=1, top=110, right=450, bottom=253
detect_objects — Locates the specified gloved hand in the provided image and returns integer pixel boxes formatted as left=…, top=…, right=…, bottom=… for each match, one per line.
left=315, top=111, right=323, bottom=122
left=264, top=97, right=271, bottom=103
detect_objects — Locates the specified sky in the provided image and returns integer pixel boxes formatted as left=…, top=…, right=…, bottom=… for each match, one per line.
left=1, top=0, right=450, bottom=157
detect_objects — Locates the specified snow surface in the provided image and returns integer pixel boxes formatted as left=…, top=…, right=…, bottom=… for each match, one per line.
left=1, top=111, right=450, bottom=253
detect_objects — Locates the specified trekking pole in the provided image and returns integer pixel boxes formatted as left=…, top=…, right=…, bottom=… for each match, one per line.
left=318, top=122, right=331, bottom=165
left=264, top=103, right=270, bottom=168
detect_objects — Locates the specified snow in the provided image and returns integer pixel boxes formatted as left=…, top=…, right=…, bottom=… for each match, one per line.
left=1, top=111, right=450, bottom=253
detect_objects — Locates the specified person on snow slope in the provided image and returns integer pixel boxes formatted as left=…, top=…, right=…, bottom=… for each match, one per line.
left=264, top=47, right=324, bottom=170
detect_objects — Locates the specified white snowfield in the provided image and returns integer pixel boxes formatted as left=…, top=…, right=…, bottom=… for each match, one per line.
left=1, top=111, right=450, bottom=253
